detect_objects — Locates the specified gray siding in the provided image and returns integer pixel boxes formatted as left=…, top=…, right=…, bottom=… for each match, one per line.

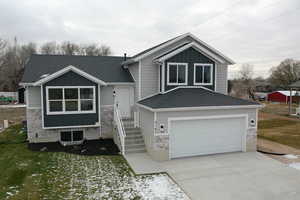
left=140, top=37, right=193, bottom=98
left=156, top=108, right=257, bottom=133
left=43, top=71, right=99, bottom=128
left=27, top=86, right=41, bottom=108
left=128, top=62, right=139, bottom=102
left=215, top=63, right=228, bottom=94
left=100, top=86, right=114, bottom=105
left=140, top=108, right=154, bottom=150
left=164, top=47, right=215, bottom=91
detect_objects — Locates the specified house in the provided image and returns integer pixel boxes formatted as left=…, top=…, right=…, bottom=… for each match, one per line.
left=20, top=33, right=261, bottom=161
left=267, top=90, right=300, bottom=104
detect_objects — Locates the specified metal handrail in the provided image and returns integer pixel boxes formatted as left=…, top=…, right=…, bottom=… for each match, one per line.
left=114, top=103, right=126, bottom=155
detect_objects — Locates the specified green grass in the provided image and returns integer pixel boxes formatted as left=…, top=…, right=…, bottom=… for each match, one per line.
left=0, top=125, right=186, bottom=200
left=258, top=119, right=298, bottom=129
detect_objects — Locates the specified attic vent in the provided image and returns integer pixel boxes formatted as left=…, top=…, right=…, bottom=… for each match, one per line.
left=40, top=74, right=50, bottom=79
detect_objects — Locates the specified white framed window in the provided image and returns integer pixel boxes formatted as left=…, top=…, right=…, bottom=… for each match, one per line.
left=46, top=86, right=96, bottom=115
left=194, top=63, right=213, bottom=85
left=167, top=62, right=188, bottom=85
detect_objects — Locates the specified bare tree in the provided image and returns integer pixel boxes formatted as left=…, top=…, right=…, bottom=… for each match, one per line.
left=40, top=41, right=58, bottom=54
left=269, top=59, right=300, bottom=89
left=231, top=64, right=255, bottom=100
left=98, top=44, right=112, bottom=56
left=60, top=41, right=80, bottom=55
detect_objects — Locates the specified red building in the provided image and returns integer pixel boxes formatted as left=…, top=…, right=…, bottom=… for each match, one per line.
left=267, top=91, right=300, bottom=104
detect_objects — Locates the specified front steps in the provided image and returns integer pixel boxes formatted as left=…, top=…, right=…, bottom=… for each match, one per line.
left=122, top=118, right=146, bottom=154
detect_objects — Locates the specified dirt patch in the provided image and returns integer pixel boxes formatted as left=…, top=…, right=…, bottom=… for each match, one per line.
left=258, top=138, right=300, bottom=164
left=0, top=107, right=26, bottom=128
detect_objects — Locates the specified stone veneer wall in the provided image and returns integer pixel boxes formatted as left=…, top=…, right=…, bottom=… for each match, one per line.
left=100, top=106, right=114, bottom=138
left=26, top=108, right=102, bottom=143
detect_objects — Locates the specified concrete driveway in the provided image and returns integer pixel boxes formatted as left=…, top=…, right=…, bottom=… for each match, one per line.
left=160, top=152, right=300, bottom=200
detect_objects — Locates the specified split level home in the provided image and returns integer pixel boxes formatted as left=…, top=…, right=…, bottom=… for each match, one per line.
left=20, top=33, right=262, bottom=161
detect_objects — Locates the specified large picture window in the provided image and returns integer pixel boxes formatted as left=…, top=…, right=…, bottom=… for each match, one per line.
left=194, top=63, right=213, bottom=85
left=167, top=63, right=188, bottom=85
left=46, top=86, right=95, bottom=114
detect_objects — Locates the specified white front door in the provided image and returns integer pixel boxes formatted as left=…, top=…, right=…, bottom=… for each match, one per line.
left=114, top=86, right=134, bottom=118
left=169, top=115, right=247, bottom=159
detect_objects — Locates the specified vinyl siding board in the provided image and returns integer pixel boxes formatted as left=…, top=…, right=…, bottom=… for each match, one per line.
left=27, top=86, right=41, bottom=108
left=43, top=71, right=99, bottom=128
left=100, top=86, right=114, bottom=105
left=164, top=47, right=215, bottom=91
left=216, top=63, right=228, bottom=94
left=140, top=37, right=193, bottom=98
left=156, top=108, right=257, bottom=132
left=128, top=62, right=139, bottom=102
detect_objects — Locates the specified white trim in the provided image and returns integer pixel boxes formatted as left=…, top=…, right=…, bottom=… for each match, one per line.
left=44, top=124, right=100, bottom=130
left=41, top=84, right=45, bottom=129
left=25, top=86, right=29, bottom=108
left=131, top=33, right=235, bottom=64
left=27, top=106, right=41, bottom=110
left=156, top=42, right=225, bottom=64
left=137, top=103, right=262, bottom=112
left=106, top=82, right=135, bottom=86
left=154, top=112, right=157, bottom=136
left=168, top=114, right=248, bottom=159
left=162, top=62, right=165, bottom=93
left=46, top=86, right=96, bottom=115
left=214, top=63, right=217, bottom=92
left=158, top=64, right=161, bottom=93
left=59, top=129, right=85, bottom=144
left=33, top=65, right=107, bottom=86
left=193, top=63, right=213, bottom=86
left=20, top=82, right=34, bottom=86
left=98, top=84, right=101, bottom=137
left=128, top=69, right=136, bottom=82
left=138, top=60, right=142, bottom=100
left=166, top=62, right=188, bottom=86
left=163, top=85, right=213, bottom=94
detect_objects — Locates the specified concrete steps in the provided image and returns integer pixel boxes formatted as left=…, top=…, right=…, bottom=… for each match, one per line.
left=123, top=119, right=146, bottom=154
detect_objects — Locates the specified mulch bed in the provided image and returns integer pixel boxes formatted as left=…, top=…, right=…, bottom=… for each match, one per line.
left=28, top=139, right=120, bottom=156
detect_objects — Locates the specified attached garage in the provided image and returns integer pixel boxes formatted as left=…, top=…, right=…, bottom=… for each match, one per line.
left=137, top=88, right=262, bottom=161
left=169, top=115, right=247, bottom=159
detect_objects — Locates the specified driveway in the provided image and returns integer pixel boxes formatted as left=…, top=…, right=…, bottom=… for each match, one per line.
left=160, top=152, right=300, bottom=200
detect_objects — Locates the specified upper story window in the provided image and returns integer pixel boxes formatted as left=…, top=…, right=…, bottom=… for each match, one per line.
left=194, top=63, right=213, bottom=85
left=167, top=62, right=188, bottom=85
left=46, top=86, right=95, bottom=115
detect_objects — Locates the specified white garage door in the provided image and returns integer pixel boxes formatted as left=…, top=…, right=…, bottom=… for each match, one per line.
left=170, top=115, right=247, bottom=159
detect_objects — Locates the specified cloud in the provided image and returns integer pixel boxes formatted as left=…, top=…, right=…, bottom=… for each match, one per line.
left=0, top=0, right=299, bottom=78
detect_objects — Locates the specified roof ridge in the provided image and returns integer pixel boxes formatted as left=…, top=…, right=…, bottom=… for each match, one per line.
left=31, top=54, right=126, bottom=59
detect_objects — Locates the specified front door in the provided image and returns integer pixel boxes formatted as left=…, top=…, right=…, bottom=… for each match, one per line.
left=114, top=86, right=134, bottom=118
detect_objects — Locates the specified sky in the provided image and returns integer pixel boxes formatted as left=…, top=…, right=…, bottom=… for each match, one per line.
left=1, top=0, right=300, bottom=79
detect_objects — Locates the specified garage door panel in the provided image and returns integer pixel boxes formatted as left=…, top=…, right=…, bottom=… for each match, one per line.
left=170, top=117, right=246, bottom=158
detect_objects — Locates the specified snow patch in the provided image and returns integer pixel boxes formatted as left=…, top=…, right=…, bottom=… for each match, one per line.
left=289, top=163, right=300, bottom=170
left=284, top=154, right=298, bottom=159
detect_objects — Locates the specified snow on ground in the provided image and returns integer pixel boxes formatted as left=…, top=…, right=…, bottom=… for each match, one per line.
left=288, top=163, right=300, bottom=170
left=36, top=153, right=187, bottom=200
left=284, top=154, right=298, bottom=159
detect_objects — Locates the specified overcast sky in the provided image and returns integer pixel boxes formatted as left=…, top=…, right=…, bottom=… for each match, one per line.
left=1, top=0, right=300, bottom=79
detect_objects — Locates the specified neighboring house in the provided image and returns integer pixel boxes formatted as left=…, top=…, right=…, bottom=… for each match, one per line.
left=267, top=90, right=300, bottom=104
left=20, top=33, right=261, bottom=161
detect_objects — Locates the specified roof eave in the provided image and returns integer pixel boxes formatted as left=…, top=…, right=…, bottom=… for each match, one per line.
left=137, top=103, right=263, bottom=112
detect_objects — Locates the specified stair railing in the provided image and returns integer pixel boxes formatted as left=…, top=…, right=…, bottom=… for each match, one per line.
left=114, top=102, right=126, bottom=155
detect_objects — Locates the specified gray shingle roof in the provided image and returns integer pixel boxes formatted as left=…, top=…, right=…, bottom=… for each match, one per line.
left=21, top=54, right=134, bottom=83
left=138, top=88, right=260, bottom=109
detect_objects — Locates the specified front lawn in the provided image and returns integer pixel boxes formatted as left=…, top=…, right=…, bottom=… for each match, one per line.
left=0, top=125, right=186, bottom=200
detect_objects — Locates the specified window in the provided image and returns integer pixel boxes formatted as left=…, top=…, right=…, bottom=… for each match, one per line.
left=194, top=64, right=213, bottom=85
left=61, top=130, right=83, bottom=142
left=167, top=63, right=188, bottom=85
left=47, top=86, right=95, bottom=114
